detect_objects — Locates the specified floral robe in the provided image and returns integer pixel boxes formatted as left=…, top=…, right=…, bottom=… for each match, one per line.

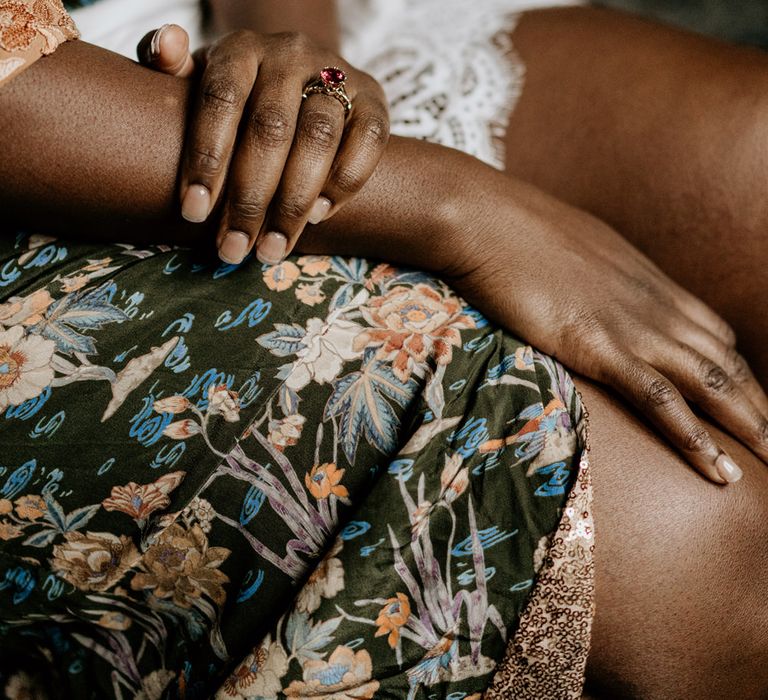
left=0, top=234, right=592, bottom=699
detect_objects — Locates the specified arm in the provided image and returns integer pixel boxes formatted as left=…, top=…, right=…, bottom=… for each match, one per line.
left=1, top=40, right=765, bottom=483
left=0, top=40, right=450, bottom=267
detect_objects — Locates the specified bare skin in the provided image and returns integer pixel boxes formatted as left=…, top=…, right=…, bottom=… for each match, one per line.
left=506, top=7, right=768, bottom=386
left=3, top=6, right=768, bottom=698
left=501, top=9, right=768, bottom=698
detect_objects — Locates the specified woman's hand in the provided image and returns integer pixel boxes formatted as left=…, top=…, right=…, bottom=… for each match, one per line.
left=137, top=25, right=389, bottom=265
left=447, top=177, right=768, bottom=485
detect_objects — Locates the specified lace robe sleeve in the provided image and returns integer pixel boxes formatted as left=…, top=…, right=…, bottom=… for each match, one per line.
left=0, top=0, right=79, bottom=86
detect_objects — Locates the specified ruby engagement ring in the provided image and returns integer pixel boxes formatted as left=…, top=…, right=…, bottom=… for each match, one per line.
left=302, top=67, right=352, bottom=114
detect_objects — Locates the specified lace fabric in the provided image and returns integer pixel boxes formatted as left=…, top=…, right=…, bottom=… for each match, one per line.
left=338, top=0, right=580, bottom=170
left=0, top=0, right=78, bottom=86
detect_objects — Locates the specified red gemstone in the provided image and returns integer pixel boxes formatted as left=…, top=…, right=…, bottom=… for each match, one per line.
left=320, top=67, right=346, bottom=88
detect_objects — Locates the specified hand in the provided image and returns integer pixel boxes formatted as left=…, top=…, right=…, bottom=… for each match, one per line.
left=447, top=178, right=768, bottom=484
left=137, top=25, right=389, bottom=265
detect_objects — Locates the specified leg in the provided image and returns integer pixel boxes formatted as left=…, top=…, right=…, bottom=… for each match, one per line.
left=504, top=7, right=768, bottom=382
left=577, top=378, right=768, bottom=698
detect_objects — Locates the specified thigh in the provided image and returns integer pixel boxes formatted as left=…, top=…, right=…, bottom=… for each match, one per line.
left=505, top=7, right=768, bottom=382
left=577, top=378, right=768, bottom=699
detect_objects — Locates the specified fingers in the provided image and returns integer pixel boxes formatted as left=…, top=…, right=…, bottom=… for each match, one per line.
left=610, top=357, right=742, bottom=484
left=180, top=34, right=260, bottom=226
left=217, top=74, right=389, bottom=265
left=669, top=317, right=768, bottom=416
left=214, top=74, right=305, bottom=264
left=319, top=98, right=390, bottom=221
left=257, top=91, right=347, bottom=261
left=651, top=340, right=768, bottom=468
left=666, top=277, right=737, bottom=347
left=137, top=25, right=195, bottom=78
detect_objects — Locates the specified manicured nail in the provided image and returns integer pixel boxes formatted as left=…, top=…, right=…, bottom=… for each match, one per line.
left=307, top=197, right=332, bottom=225
left=256, top=232, right=287, bottom=265
left=218, top=231, right=250, bottom=265
left=715, top=453, right=743, bottom=483
left=182, top=184, right=211, bottom=223
left=150, top=24, right=171, bottom=60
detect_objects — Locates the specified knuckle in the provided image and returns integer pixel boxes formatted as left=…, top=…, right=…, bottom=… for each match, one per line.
left=682, top=426, right=710, bottom=453
left=332, top=165, right=365, bottom=195
left=300, top=114, right=339, bottom=149
left=724, top=349, right=751, bottom=383
left=700, top=359, right=732, bottom=393
left=756, top=419, right=768, bottom=446
left=201, top=78, right=241, bottom=112
left=189, top=146, right=224, bottom=177
left=278, top=30, right=311, bottom=55
left=642, top=377, right=677, bottom=409
left=229, top=195, right=266, bottom=222
left=356, top=113, right=389, bottom=149
left=248, top=106, right=293, bottom=148
left=275, top=196, right=308, bottom=222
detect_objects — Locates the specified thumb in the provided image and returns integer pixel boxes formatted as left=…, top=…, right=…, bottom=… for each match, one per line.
left=137, top=24, right=196, bottom=78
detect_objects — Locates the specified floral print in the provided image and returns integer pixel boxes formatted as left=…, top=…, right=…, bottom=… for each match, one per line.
left=130, top=522, right=230, bottom=608
left=0, top=325, right=55, bottom=411
left=50, top=531, right=139, bottom=591
left=0, top=231, right=588, bottom=698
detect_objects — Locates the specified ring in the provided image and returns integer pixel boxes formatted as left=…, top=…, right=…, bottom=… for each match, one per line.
left=302, top=67, right=352, bottom=114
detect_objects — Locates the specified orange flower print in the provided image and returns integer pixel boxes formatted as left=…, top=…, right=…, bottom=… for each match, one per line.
left=263, top=261, right=300, bottom=292
left=0, top=520, right=22, bottom=541
left=0, top=499, right=12, bottom=515
left=305, top=463, right=349, bottom=500
left=297, top=255, right=331, bottom=276
left=354, top=284, right=475, bottom=382
left=102, top=471, right=185, bottom=521
left=295, top=282, right=326, bottom=306
left=0, top=289, right=53, bottom=328
left=58, top=274, right=88, bottom=293
left=375, top=592, right=411, bottom=648
left=14, top=494, right=45, bottom=520
left=366, top=263, right=397, bottom=289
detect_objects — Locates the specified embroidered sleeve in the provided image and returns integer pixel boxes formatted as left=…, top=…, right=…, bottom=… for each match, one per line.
left=0, top=0, right=79, bottom=87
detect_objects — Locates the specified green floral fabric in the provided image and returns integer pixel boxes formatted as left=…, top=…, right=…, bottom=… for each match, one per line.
left=0, top=232, right=586, bottom=699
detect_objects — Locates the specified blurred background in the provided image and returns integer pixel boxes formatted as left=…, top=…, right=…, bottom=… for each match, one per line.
left=595, top=0, right=768, bottom=48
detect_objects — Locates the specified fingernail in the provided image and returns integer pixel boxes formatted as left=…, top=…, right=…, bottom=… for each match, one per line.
left=150, top=24, right=171, bottom=60
left=307, top=197, right=332, bottom=225
left=256, top=232, right=287, bottom=265
left=715, top=453, right=743, bottom=483
left=219, top=231, right=250, bottom=265
left=182, top=184, right=211, bottom=223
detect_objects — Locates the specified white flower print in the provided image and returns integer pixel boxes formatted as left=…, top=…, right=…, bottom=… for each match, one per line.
left=285, top=316, right=365, bottom=392
left=0, top=325, right=55, bottom=411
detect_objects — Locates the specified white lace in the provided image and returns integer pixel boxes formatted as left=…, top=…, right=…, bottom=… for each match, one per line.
left=339, top=0, right=580, bottom=170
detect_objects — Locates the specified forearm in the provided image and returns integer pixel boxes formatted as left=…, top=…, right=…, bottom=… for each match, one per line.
left=0, top=39, right=491, bottom=273
left=209, top=0, right=340, bottom=51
